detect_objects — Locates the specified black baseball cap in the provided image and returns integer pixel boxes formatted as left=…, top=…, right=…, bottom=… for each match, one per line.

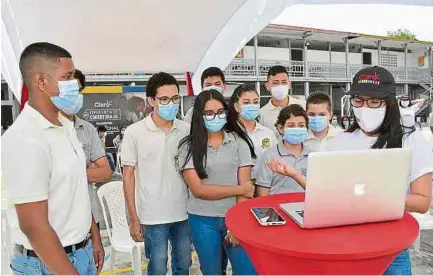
left=346, top=66, right=396, bottom=99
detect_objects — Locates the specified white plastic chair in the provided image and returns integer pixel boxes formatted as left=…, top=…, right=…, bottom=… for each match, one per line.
left=411, top=211, right=433, bottom=253
left=97, top=181, right=143, bottom=275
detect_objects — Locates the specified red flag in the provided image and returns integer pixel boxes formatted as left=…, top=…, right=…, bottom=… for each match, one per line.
left=20, top=84, right=29, bottom=112
left=185, top=71, right=193, bottom=96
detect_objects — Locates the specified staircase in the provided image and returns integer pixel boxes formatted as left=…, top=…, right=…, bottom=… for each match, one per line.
left=416, top=70, right=433, bottom=116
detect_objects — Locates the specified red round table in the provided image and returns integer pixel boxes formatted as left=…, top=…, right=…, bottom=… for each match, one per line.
left=226, top=193, right=419, bottom=275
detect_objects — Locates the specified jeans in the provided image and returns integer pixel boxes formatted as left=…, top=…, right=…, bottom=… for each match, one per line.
left=106, top=152, right=116, bottom=172
left=144, top=220, right=192, bottom=275
left=10, top=239, right=96, bottom=275
left=188, top=214, right=256, bottom=275
left=384, top=249, right=412, bottom=275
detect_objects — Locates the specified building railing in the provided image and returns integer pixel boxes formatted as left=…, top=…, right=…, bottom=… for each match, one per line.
left=225, top=59, right=431, bottom=83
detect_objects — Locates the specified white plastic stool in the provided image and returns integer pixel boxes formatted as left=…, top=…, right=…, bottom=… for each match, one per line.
left=411, top=212, right=433, bottom=253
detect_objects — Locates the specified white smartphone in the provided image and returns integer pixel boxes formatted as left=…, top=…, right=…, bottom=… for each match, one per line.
left=251, top=207, right=286, bottom=226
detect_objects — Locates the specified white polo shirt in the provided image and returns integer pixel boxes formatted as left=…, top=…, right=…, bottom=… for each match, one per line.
left=325, top=129, right=433, bottom=188
left=1, top=104, right=91, bottom=249
left=259, top=96, right=306, bottom=136
left=305, top=124, right=343, bottom=152
left=247, top=123, right=277, bottom=178
left=121, top=115, right=190, bottom=225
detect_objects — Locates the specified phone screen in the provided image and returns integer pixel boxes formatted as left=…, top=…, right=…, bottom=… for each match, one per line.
left=251, top=207, right=285, bottom=224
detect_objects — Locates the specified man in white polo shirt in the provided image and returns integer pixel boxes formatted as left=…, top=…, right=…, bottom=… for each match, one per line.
left=259, top=65, right=306, bottom=136
left=1, top=42, right=97, bottom=274
left=122, top=72, right=191, bottom=275
left=305, top=92, right=343, bottom=152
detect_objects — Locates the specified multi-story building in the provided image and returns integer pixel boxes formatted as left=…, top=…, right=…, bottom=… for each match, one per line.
left=2, top=24, right=432, bottom=133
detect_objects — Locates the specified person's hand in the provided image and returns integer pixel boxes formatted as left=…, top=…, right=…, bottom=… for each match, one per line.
left=88, top=162, right=98, bottom=169
left=91, top=234, right=105, bottom=273
left=266, top=159, right=297, bottom=177
left=129, top=220, right=144, bottom=242
left=224, top=232, right=240, bottom=247
left=239, top=182, right=255, bottom=198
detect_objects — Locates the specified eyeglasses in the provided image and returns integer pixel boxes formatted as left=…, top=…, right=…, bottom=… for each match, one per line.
left=350, top=97, right=385, bottom=109
left=154, top=95, right=181, bottom=105
left=203, top=109, right=227, bottom=121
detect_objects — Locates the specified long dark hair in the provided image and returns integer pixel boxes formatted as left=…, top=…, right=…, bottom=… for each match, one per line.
left=179, top=89, right=256, bottom=179
left=347, top=94, right=404, bottom=149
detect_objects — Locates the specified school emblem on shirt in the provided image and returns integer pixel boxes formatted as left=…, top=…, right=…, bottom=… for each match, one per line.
left=261, top=138, right=270, bottom=149
left=300, top=168, right=307, bottom=177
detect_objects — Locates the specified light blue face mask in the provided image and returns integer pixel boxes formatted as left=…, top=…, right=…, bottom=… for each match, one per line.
left=240, top=104, right=260, bottom=121
left=204, top=85, right=224, bottom=93
left=203, top=115, right=227, bottom=132
left=283, top=127, right=309, bottom=144
left=46, top=79, right=83, bottom=115
left=308, top=116, right=328, bottom=132
left=157, top=103, right=179, bottom=121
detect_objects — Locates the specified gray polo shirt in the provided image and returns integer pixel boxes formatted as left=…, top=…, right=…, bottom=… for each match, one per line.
left=256, top=141, right=309, bottom=195
left=74, top=116, right=106, bottom=223
left=178, top=132, right=254, bottom=217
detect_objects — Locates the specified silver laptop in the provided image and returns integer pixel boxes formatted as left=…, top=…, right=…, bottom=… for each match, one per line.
left=280, top=148, right=411, bottom=229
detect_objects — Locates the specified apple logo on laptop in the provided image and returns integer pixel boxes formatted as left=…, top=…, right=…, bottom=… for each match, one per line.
left=354, top=182, right=366, bottom=195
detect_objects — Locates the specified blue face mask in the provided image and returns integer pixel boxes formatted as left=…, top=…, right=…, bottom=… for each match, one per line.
left=203, top=115, right=227, bottom=133
left=240, top=104, right=260, bottom=121
left=157, top=103, right=179, bottom=121
left=46, top=79, right=83, bottom=115
left=283, top=127, right=309, bottom=144
left=308, top=116, right=328, bottom=132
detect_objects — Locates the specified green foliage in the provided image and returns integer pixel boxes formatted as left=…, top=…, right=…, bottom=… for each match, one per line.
left=387, top=29, right=417, bottom=41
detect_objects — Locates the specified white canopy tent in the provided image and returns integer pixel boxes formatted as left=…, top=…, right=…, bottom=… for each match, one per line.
left=1, top=0, right=432, bottom=101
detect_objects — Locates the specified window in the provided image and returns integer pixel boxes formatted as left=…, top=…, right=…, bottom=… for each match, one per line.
left=362, top=52, right=372, bottom=65
left=380, top=53, right=398, bottom=67
left=1, top=83, right=9, bottom=101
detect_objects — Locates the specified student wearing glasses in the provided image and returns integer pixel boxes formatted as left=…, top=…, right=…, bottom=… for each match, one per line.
left=178, top=89, right=256, bottom=275
left=229, top=85, right=277, bottom=180
left=266, top=67, right=433, bottom=275
left=122, top=72, right=192, bottom=275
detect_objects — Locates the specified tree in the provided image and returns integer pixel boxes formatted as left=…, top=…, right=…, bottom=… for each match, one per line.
left=387, top=29, right=417, bottom=41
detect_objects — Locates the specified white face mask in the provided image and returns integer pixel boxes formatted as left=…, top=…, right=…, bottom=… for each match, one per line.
left=204, top=85, right=224, bottom=94
left=270, top=85, right=289, bottom=101
left=353, top=107, right=386, bottom=132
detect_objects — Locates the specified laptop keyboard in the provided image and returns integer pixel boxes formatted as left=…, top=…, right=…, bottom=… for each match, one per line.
left=295, top=210, right=304, bottom=218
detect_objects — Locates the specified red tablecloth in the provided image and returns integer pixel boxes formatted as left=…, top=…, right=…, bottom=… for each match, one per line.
left=226, top=193, right=419, bottom=275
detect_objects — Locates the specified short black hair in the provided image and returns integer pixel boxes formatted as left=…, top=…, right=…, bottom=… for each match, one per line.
left=306, top=92, right=332, bottom=112
left=19, top=42, right=72, bottom=86
left=267, top=65, right=289, bottom=80
left=74, top=69, right=86, bottom=89
left=146, top=72, right=179, bottom=98
left=201, top=67, right=226, bottom=87
left=276, top=104, right=308, bottom=128
left=97, top=126, right=107, bottom=133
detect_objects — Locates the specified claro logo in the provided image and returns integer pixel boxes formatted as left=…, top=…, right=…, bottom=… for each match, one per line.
left=94, top=101, right=113, bottom=108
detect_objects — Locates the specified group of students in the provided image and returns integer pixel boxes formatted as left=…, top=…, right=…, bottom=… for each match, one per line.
left=1, top=41, right=432, bottom=276
left=119, top=63, right=432, bottom=276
